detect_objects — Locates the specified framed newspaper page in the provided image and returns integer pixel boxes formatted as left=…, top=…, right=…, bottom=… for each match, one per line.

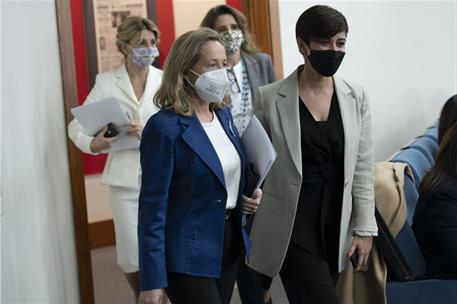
left=92, top=0, right=148, bottom=73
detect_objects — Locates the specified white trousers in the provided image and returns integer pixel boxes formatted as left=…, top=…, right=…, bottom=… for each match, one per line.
left=109, top=186, right=139, bottom=273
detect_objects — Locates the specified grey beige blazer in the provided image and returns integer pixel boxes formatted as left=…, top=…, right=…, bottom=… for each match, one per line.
left=247, top=66, right=378, bottom=276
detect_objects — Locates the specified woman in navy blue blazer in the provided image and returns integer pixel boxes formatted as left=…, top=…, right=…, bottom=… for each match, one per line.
left=413, top=98, right=457, bottom=276
left=137, top=28, right=262, bottom=304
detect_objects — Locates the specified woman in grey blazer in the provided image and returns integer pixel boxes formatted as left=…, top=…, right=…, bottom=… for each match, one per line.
left=201, top=5, right=277, bottom=304
left=248, top=5, right=377, bottom=303
left=201, top=4, right=276, bottom=136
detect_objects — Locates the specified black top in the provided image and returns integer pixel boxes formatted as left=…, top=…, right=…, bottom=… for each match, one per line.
left=413, top=179, right=457, bottom=276
left=290, top=91, right=345, bottom=270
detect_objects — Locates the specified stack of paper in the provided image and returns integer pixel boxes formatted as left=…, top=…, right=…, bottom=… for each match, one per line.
left=71, top=97, right=139, bottom=152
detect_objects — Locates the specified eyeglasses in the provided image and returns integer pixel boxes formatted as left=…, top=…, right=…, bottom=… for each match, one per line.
left=226, top=68, right=241, bottom=93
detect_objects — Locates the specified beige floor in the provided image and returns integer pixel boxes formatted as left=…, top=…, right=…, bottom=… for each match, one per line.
left=91, top=246, right=289, bottom=304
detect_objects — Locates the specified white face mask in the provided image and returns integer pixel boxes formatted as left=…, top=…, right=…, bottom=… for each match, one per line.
left=190, top=68, right=229, bottom=103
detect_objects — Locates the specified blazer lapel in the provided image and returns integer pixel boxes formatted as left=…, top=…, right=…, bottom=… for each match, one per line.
left=215, top=109, right=246, bottom=170
left=242, top=53, right=261, bottom=100
left=141, top=66, right=160, bottom=103
left=115, top=65, right=138, bottom=104
left=180, top=114, right=226, bottom=188
left=276, top=68, right=302, bottom=177
left=334, top=76, right=357, bottom=182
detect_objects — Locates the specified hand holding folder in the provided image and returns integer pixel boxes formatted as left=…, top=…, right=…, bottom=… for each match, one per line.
left=244, top=163, right=261, bottom=197
left=241, top=115, right=277, bottom=255
left=71, top=98, right=139, bottom=152
left=241, top=115, right=277, bottom=197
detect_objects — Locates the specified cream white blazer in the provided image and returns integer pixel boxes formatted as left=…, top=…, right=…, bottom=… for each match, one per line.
left=247, top=66, right=378, bottom=276
left=68, top=64, right=162, bottom=189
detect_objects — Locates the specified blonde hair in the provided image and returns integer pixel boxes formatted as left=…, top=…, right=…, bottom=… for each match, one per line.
left=154, top=28, right=229, bottom=116
left=116, top=16, right=160, bottom=56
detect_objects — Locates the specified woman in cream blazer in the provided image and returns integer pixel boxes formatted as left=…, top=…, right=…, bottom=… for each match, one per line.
left=247, top=5, right=377, bottom=304
left=68, top=17, right=162, bottom=299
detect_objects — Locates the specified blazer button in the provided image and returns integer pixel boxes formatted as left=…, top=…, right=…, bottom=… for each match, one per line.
left=214, top=199, right=222, bottom=203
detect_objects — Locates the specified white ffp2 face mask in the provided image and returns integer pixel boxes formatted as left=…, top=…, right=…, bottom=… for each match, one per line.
left=190, top=68, right=229, bottom=103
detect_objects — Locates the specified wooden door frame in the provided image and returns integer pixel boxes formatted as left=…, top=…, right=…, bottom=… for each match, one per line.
left=55, top=1, right=95, bottom=303
left=243, top=0, right=283, bottom=79
left=55, top=0, right=282, bottom=303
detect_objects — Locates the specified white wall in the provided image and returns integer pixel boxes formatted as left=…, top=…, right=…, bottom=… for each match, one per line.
left=278, top=0, right=457, bottom=160
left=1, top=1, right=79, bottom=303
left=173, top=0, right=225, bottom=37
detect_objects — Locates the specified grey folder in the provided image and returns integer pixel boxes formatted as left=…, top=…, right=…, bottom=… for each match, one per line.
left=241, top=115, right=277, bottom=197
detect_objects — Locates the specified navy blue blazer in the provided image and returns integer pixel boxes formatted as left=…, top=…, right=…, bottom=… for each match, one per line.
left=138, top=107, right=248, bottom=291
left=413, top=179, right=457, bottom=276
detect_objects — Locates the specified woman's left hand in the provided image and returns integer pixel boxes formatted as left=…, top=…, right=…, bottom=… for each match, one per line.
left=125, top=120, right=143, bottom=139
left=348, top=235, right=373, bottom=272
left=242, top=189, right=262, bottom=214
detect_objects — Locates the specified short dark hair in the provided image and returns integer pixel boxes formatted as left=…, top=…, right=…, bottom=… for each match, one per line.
left=200, top=4, right=258, bottom=54
left=295, top=5, right=348, bottom=43
left=438, top=94, right=457, bottom=144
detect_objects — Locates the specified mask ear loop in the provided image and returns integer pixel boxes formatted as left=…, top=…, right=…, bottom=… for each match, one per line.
left=189, top=69, right=200, bottom=77
left=184, top=71, right=197, bottom=89
left=127, top=44, right=137, bottom=54
left=183, top=78, right=191, bottom=87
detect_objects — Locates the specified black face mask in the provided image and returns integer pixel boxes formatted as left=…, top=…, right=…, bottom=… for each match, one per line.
left=307, top=49, right=345, bottom=77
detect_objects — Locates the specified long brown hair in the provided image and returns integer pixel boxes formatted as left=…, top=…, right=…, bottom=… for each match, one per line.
left=153, top=28, right=229, bottom=116
left=420, top=122, right=457, bottom=196
left=200, top=4, right=258, bottom=54
left=438, top=94, right=457, bottom=144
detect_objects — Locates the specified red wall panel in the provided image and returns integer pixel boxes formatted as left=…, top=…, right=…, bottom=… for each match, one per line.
left=70, top=0, right=107, bottom=175
left=226, top=0, right=243, bottom=10
left=155, top=0, right=176, bottom=67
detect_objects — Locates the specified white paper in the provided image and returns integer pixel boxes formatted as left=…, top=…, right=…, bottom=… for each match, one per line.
left=71, top=98, right=139, bottom=152
left=241, top=115, right=277, bottom=195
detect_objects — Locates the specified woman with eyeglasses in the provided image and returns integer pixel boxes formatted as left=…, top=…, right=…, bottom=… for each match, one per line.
left=201, top=4, right=276, bottom=137
left=200, top=5, right=277, bottom=304
left=137, top=28, right=262, bottom=304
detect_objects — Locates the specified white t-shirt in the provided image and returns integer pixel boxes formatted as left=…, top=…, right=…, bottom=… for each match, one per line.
left=201, top=114, right=241, bottom=210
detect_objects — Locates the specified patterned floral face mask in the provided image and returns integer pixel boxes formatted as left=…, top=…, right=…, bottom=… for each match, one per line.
left=128, top=46, right=159, bottom=69
left=219, top=30, right=244, bottom=54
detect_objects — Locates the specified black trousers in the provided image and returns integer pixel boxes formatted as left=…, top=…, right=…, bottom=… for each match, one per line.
left=237, top=256, right=273, bottom=304
left=279, top=242, right=339, bottom=304
left=165, top=218, right=241, bottom=304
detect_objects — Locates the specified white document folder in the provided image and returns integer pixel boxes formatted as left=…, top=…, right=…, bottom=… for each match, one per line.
left=241, top=115, right=277, bottom=196
left=71, top=98, right=139, bottom=152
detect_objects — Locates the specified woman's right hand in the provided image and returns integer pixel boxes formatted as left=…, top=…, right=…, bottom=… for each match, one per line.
left=138, top=289, right=165, bottom=304
left=89, top=125, right=118, bottom=153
